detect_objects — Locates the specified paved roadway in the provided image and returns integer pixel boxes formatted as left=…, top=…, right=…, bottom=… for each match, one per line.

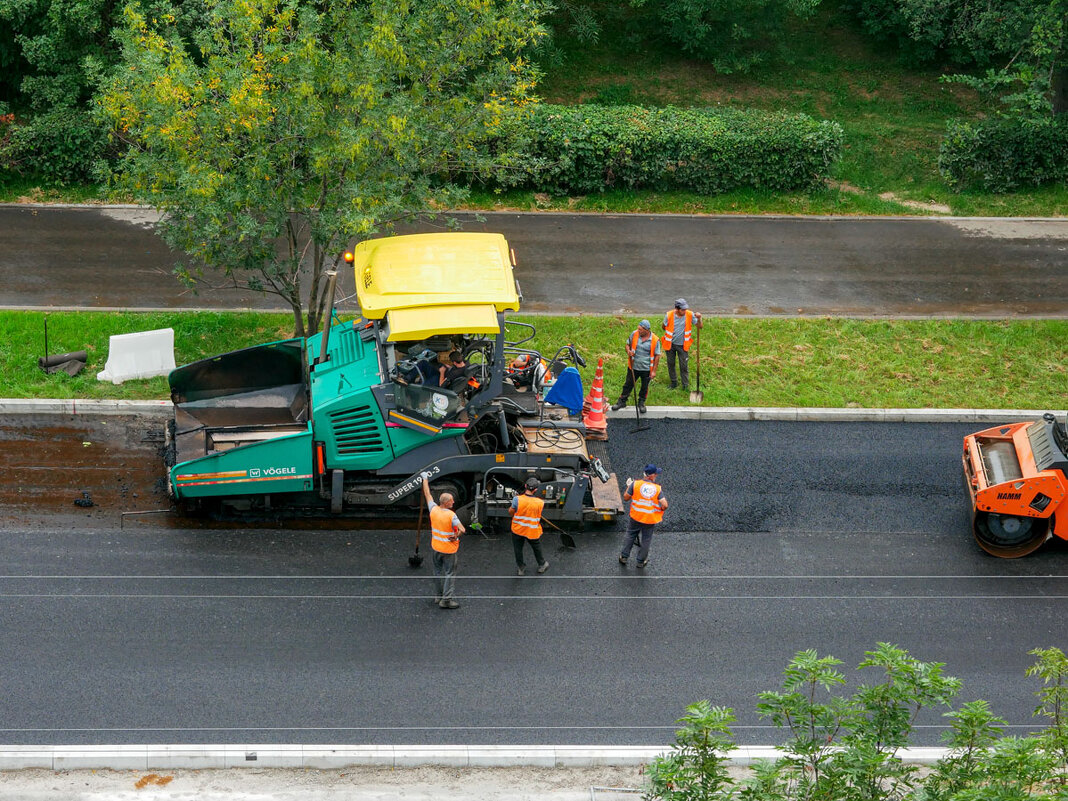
left=0, top=415, right=1065, bottom=747
left=2, top=206, right=1067, bottom=317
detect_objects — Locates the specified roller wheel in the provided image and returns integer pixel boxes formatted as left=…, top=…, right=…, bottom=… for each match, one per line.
left=974, top=511, right=1050, bottom=558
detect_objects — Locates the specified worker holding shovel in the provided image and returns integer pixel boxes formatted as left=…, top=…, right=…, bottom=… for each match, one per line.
left=422, top=473, right=465, bottom=609
left=509, top=477, right=550, bottom=576
left=661, top=298, right=702, bottom=393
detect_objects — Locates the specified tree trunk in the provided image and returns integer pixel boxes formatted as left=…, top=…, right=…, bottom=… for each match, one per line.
left=1054, top=66, right=1068, bottom=115
left=290, top=301, right=305, bottom=339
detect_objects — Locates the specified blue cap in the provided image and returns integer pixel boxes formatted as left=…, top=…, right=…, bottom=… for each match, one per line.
left=638, top=319, right=651, bottom=330
left=643, top=464, right=661, bottom=475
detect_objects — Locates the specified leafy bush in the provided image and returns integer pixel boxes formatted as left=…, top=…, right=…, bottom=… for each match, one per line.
left=0, top=108, right=108, bottom=184
left=939, top=116, right=1068, bottom=193
left=505, top=104, right=843, bottom=195
left=631, top=0, right=821, bottom=74
left=645, top=645, right=1068, bottom=801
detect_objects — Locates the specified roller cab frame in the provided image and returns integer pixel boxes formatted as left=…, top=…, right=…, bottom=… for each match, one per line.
left=166, top=233, right=623, bottom=528
left=963, top=413, right=1068, bottom=557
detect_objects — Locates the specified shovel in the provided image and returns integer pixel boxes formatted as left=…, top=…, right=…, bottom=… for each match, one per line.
left=541, top=516, right=577, bottom=550
left=408, top=503, right=425, bottom=568
left=689, top=326, right=704, bottom=404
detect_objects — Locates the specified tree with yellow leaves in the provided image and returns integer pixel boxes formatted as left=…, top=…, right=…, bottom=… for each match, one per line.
left=100, top=0, right=545, bottom=336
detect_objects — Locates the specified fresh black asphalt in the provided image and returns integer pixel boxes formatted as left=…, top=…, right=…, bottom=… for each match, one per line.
left=1, top=419, right=1065, bottom=747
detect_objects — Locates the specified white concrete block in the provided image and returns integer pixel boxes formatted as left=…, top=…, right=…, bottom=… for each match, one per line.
left=467, top=746, right=556, bottom=767
left=53, top=745, right=148, bottom=770
left=145, top=744, right=224, bottom=769
left=554, top=746, right=661, bottom=767
left=0, top=745, right=55, bottom=769
left=302, top=745, right=396, bottom=768
left=222, top=745, right=303, bottom=768
left=96, top=327, right=176, bottom=384
left=393, top=745, right=468, bottom=767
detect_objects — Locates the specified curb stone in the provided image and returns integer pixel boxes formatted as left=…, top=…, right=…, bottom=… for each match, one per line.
left=0, top=398, right=1051, bottom=424
left=0, top=744, right=953, bottom=770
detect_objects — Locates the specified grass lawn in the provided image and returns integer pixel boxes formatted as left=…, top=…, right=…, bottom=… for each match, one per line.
left=3, top=310, right=1064, bottom=410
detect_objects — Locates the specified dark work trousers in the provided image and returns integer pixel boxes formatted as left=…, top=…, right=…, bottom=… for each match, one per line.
left=620, top=518, right=656, bottom=563
left=617, top=368, right=651, bottom=405
left=432, top=550, right=458, bottom=600
left=512, top=533, right=546, bottom=568
left=666, top=346, right=690, bottom=389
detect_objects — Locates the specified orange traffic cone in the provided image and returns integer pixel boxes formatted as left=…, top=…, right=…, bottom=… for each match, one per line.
left=582, top=357, right=608, bottom=440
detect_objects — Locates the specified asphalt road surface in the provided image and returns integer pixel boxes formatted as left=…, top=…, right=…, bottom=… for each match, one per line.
left=1, top=415, right=1065, bottom=746
left=2, top=206, right=1067, bottom=317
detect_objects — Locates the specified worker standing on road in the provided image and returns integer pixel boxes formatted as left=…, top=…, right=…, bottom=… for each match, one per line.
left=611, top=320, right=661, bottom=415
left=510, top=477, right=550, bottom=576
left=619, top=465, right=668, bottom=568
left=422, top=473, right=466, bottom=609
left=661, top=298, right=702, bottom=391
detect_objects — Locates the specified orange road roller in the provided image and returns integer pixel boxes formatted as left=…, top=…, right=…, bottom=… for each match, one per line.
left=963, top=413, right=1068, bottom=557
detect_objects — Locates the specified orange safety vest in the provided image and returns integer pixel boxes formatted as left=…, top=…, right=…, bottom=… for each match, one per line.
left=430, top=505, right=460, bottom=554
left=627, top=331, right=660, bottom=369
left=663, top=310, right=694, bottom=351
left=511, top=493, right=544, bottom=539
left=628, top=479, right=665, bottom=524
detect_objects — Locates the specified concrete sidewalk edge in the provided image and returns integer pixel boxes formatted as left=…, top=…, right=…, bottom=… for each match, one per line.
left=0, top=397, right=1052, bottom=424
left=0, top=744, right=953, bottom=770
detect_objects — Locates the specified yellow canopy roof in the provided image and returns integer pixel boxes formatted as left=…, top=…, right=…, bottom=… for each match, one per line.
left=353, top=233, right=520, bottom=324
left=384, top=304, right=501, bottom=342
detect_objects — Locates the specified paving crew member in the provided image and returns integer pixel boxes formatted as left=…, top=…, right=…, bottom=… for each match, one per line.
left=661, top=298, right=702, bottom=391
left=509, top=477, right=550, bottom=576
left=421, top=472, right=466, bottom=609
left=619, top=464, right=668, bottom=568
left=611, top=320, right=661, bottom=415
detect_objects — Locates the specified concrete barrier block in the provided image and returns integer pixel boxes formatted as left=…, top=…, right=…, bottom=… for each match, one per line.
left=554, top=746, right=661, bottom=767
left=96, top=328, right=176, bottom=384
left=0, top=745, right=55, bottom=769
left=146, top=744, right=223, bottom=769
left=394, top=745, right=468, bottom=767
left=53, top=745, right=147, bottom=770
left=302, top=746, right=395, bottom=768
left=468, top=746, right=555, bottom=767
left=222, top=745, right=303, bottom=768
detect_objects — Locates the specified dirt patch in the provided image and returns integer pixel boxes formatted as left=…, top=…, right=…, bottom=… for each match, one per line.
left=877, top=192, right=951, bottom=214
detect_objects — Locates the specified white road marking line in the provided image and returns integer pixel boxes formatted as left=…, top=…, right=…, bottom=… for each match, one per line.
left=0, top=593, right=1065, bottom=600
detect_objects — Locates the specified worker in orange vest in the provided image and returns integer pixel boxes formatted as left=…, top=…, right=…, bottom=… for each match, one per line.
left=661, top=298, right=702, bottom=391
left=509, top=477, right=550, bottom=576
left=421, top=472, right=466, bottom=609
left=610, top=319, right=661, bottom=415
left=619, top=464, right=668, bottom=568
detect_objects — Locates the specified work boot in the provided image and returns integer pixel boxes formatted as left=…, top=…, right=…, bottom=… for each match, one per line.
left=516, top=566, right=525, bottom=576
left=638, top=403, right=647, bottom=414
left=610, top=400, right=626, bottom=411
left=637, top=559, right=649, bottom=568
left=669, top=382, right=677, bottom=390
left=537, top=561, right=550, bottom=574
left=618, top=555, right=628, bottom=565
left=439, top=599, right=460, bottom=609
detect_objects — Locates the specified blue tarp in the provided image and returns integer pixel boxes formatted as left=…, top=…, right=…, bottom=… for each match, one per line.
left=543, top=366, right=584, bottom=414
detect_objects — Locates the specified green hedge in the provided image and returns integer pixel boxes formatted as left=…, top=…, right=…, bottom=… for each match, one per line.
left=939, top=116, right=1068, bottom=193
left=0, top=108, right=109, bottom=184
left=507, top=104, right=843, bottom=194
